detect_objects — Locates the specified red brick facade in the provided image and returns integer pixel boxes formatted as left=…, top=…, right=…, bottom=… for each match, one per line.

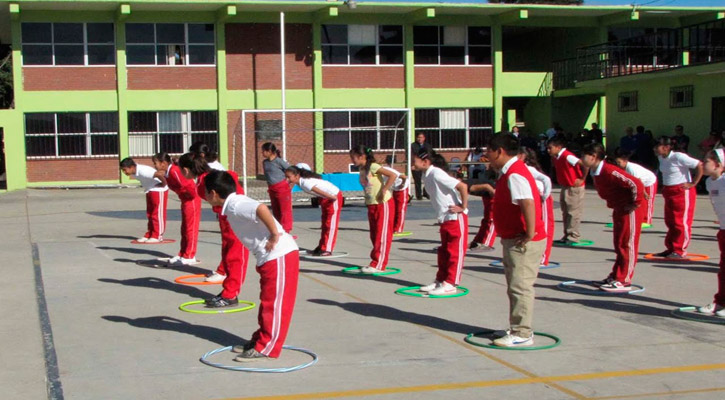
left=26, top=158, right=120, bottom=183
left=127, top=67, right=217, bottom=90
left=322, top=66, right=404, bottom=89
left=23, top=67, right=117, bottom=91
left=414, top=66, right=493, bottom=89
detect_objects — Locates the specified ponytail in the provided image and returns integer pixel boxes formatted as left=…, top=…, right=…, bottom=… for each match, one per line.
left=350, top=144, right=376, bottom=171
left=262, top=142, right=281, bottom=158
left=177, top=152, right=210, bottom=177
left=285, top=165, right=322, bottom=180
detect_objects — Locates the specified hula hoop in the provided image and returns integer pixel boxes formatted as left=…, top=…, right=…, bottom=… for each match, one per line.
left=395, top=286, right=469, bottom=298
left=489, top=260, right=560, bottom=270
left=670, top=307, right=725, bottom=325
left=200, top=345, right=318, bottom=373
left=557, top=280, right=645, bottom=295
left=174, top=274, right=221, bottom=286
left=605, top=223, right=651, bottom=229
left=131, top=239, right=176, bottom=244
left=341, top=267, right=401, bottom=276
left=464, top=330, right=561, bottom=351
left=393, top=231, right=413, bottom=237
left=300, top=251, right=349, bottom=259
left=179, top=299, right=255, bottom=314
left=643, top=253, right=709, bottom=262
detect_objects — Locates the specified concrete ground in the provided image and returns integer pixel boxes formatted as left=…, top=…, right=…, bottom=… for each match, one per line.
left=1, top=187, right=723, bottom=400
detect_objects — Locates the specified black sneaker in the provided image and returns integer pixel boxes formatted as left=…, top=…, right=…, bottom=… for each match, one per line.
left=204, top=294, right=222, bottom=305
left=206, top=296, right=239, bottom=308
left=654, top=250, right=672, bottom=257
left=665, top=252, right=684, bottom=259
left=592, top=277, right=615, bottom=287
left=233, top=348, right=268, bottom=363
left=232, top=340, right=256, bottom=353
left=308, top=246, right=322, bottom=256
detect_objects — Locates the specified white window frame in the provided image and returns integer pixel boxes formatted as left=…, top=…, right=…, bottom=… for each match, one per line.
left=25, top=112, right=119, bottom=159
left=413, top=25, right=492, bottom=66
left=322, top=110, right=408, bottom=152
left=126, top=23, right=216, bottom=67
left=415, top=108, right=493, bottom=151
left=321, top=24, right=404, bottom=66
left=128, top=111, right=218, bottom=157
left=21, top=22, right=116, bottom=67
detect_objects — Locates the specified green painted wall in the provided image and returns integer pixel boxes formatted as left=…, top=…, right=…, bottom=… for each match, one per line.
left=552, top=94, right=600, bottom=134
left=0, top=109, right=24, bottom=191
left=522, top=97, right=551, bottom=136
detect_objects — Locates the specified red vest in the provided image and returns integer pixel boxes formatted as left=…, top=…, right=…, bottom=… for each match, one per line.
left=493, top=159, right=546, bottom=241
left=554, top=149, right=584, bottom=187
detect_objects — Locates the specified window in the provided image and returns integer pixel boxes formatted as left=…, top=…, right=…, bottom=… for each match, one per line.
left=414, top=26, right=491, bottom=65
left=322, top=25, right=403, bottom=65
left=670, top=86, right=693, bottom=108
left=128, top=111, right=218, bottom=156
left=21, top=23, right=115, bottom=66
left=618, top=91, right=638, bottom=112
left=126, top=23, right=215, bottom=66
left=415, top=108, right=493, bottom=149
left=323, top=111, right=408, bottom=151
left=25, top=112, right=119, bottom=158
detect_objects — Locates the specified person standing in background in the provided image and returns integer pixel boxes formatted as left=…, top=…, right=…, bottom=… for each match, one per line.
left=411, top=133, right=432, bottom=200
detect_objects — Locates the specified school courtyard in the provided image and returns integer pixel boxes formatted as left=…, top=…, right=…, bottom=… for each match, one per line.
left=1, top=186, right=722, bottom=400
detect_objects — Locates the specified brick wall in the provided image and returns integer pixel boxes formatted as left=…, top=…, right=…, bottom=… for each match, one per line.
left=226, top=23, right=313, bottom=90
left=127, top=67, right=217, bottom=90
left=23, top=67, right=117, bottom=91
left=26, top=158, right=120, bottom=182
left=322, top=66, right=404, bottom=89
left=415, top=66, right=493, bottom=89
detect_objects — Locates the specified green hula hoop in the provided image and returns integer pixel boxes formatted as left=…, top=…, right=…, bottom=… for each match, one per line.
left=605, top=223, right=651, bottom=229
left=671, top=307, right=725, bottom=325
left=341, top=267, right=401, bottom=276
left=553, top=239, right=594, bottom=247
left=395, top=285, right=469, bottom=298
left=464, top=330, right=561, bottom=351
left=179, top=299, right=256, bottom=314
left=393, top=231, right=413, bottom=237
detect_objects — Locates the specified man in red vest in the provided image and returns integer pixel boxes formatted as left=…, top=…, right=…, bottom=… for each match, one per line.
left=487, top=134, right=547, bottom=347
left=547, top=135, right=589, bottom=243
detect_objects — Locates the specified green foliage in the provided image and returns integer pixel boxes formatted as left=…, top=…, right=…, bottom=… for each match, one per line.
left=0, top=44, right=12, bottom=109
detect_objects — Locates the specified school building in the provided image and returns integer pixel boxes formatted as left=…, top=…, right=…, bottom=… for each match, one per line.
left=0, top=1, right=723, bottom=191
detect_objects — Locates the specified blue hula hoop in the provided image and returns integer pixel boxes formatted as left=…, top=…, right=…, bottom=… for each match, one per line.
left=200, top=345, right=318, bottom=373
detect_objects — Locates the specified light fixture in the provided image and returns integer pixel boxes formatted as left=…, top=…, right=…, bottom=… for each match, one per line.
left=345, top=0, right=357, bottom=9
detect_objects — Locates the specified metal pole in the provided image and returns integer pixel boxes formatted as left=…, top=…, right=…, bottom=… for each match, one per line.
left=242, top=110, right=247, bottom=192
left=280, top=11, right=287, bottom=160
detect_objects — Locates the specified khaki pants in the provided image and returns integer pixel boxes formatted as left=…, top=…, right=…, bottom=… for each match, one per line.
left=501, top=238, right=546, bottom=338
left=560, top=186, right=585, bottom=241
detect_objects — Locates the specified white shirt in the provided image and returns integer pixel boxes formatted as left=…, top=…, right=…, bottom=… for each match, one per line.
left=624, top=161, right=657, bottom=187
left=221, top=193, right=298, bottom=266
left=208, top=161, right=226, bottom=171
left=423, top=166, right=463, bottom=222
left=556, top=148, right=580, bottom=166
left=298, top=177, right=340, bottom=197
left=658, top=151, right=701, bottom=186
left=382, top=166, right=409, bottom=191
left=707, top=174, right=725, bottom=229
left=133, top=164, right=168, bottom=193
left=527, top=165, right=551, bottom=200
left=501, top=157, right=533, bottom=204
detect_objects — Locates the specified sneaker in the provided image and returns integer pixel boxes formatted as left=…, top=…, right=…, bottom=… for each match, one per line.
left=145, top=238, right=161, bottom=244
left=653, top=250, right=672, bottom=257
left=665, top=252, right=684, bottom=259
left=205, top=295, right=222, bottom=305
left=205, top=296, right=239, bottom=308
left=319, top=251, right=333, bottom=257
left=419, top=281, right=441, bottom=292
left=205, top=272, right=226, bottom=283
left=136, top=237, right=149, bottom=243
left=600, top=281, right=632, bottom=293
left=231, top=341, right=256, bottom=354
left=428, top=282, right=457, bottom=295
left=167, top=255, right=182, bottom=264
left=180, top=257, right=198, bottom=265
left=492, top=333, right=534, bottom=347
left=469, top=242, right=494, bottom=252
left=697, top=303, right=725, bottom=315
left=360, top=266, right=379, bottom=274
left=591, top=276, right=615, bottom=287
left=233, top=348, right=268, bottom=363
left=308, top=247, right=322, bottom=256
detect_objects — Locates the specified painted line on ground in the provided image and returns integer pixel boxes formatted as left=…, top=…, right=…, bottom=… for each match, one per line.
left=589, top=386, right=725, bottom=399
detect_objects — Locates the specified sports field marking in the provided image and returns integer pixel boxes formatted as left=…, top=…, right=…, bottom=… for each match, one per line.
left=589, top=386, right=725, bottom=399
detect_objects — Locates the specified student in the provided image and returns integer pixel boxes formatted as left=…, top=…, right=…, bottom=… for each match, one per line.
left=410, top=133, right=432, bottom=200
left=349, top=145, right=397, bottom=273
left=204, top=170, right=299, bottom=362
left=414, top=149, right=469, bottom=295
left=581, top=144, right=645, bottom=292
left=612, top=148, right=658, bottom=226
left=697, top=149, right=725, bottom=316
left=120, top=157, right=168, bottom=243
left=653, top=136, right=704, bottom=258
left=177, top=153, right=249, bottom=306
left=465, top=147, right=486, bottom=179
left=152, top=152, right=201, bottom=265
left=467, top=168, right=497, bottom=252
left=381, top=165, right=410, bottom=234
left=518, top=148, right=554, bottom=267
left=261, top=142, right=293, bottom=234
left=285, top=164, right=343, bottom=256
left=547, top=135, right=589, bottom=243
left=486, top=134, right=546, bottom=347
left=189, top=141, right=225, bottom=171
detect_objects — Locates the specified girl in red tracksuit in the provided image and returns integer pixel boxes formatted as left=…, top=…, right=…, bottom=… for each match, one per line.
left=613, top=148, right=658, bottom=227
left=581, top=144, right=645, bottom=293
left=350, top=145, right=397, bottom=274
left=518, top=148, right=554, bottom=267
left=152, top=152, right=200, bottom=265
left=262, top=143, right=293, bottom=234
left=177, top=153, right=250, bottom=307
left=285, top=165, right=343, bottom=256
left=697, top=149, right=725, bottom=317
left=382, top=166, right=410, bottom=234
left=468, top=168, right=497, bottom=252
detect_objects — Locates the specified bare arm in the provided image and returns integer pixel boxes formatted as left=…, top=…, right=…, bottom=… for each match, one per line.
left=574, top=161, right=589, bottom=186
left=469, top=183, right=495, bottom=196
left=256, top=204, right=282, bottom=252
left=153, top=171, right=168, bottom=186
left=376, top=167, right=397, bottom=202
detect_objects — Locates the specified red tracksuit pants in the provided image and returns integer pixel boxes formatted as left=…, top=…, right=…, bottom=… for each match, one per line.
left=437, top=214, right=468, bottom=285
left=663, top=184, right=696, bottom=256
left=473, top=196, right=496, bottom=247
left=644, top=182, right=657, bottom=225
left=215, top=214, right=250, bottom=299
left=319, top=193, right=343, bottom=252
left=268, top=180, right=293, bottom=233
left=392, top=189, right=409, bottom=233
left=540, top=196, right=555, bottom=266
left=367, top=199, right=394, bottom=270
left=178, top=196, right=201, bottom=259
left=250, top=250, right=299, bottom=358
left=714, top=230, right=725, bottom=306
left=609, top=206, right=645, bottom=284
left=145, top=190, right=168, bottom=240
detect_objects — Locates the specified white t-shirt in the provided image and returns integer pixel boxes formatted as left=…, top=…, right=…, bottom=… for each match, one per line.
left=624, top=161, right=657, bottom=187
left=707, top=174, right=725, bottom=229
left=658, top=151, right=701, bottom=186
left=423, top=166, right=463, bottom=222
left=527, top=165, right=551, bottom=200
left=133, top=164, right=168, bottom=193
left=556, top=148, right=580, bottom=166
left=221, top=193, right=298, bottom=265
left=298, top=177, right=340, bottom=197
left=502, top=157, right=534, bottom=204
left=208, top=161, right=226, bottom=171
left=382, top=166, right=409, bottom=191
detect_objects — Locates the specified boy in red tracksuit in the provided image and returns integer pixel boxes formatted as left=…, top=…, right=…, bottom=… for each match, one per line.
left=581, top=144, right=645, bottom=292
left=547, top=135, right=589, bottom=243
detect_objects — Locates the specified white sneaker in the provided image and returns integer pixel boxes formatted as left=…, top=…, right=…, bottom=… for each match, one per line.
left=136, top=237, right=148, bottom=243
left=492, top=333, right=534, bottom=347
left=428, top=282, right=457, bottom=296
left=167, top=255, right=182, bottom=263
left=419, top=281, right=441, bottom=292
left=180, top=257, right=198, bottom=265
left=205, top=272, right=226, bottom=283
left=145, top=238, right=161, bottom=244
left=360, top=266, right=379, bottom=274
left=697, top=303, right=725, bottom=315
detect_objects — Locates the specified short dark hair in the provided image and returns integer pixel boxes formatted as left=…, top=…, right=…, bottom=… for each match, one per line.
left=636, top=126, right=645, bottom=134
left=119, top=157, right=136, bottom=168
left=547, top=134, right=567, bottom=148
left=152, top=152, right=171, bottom=164
left=655, top=136, right=673, bottom=147
left=177, top=152, right=210, bottom=178
left=488, top=133, right=520, bottom=156
left=612, top=147, right=632, bottom=161
left=204, top=170, right=237, bottom=199
left=582, top=143, right=606, bottom=160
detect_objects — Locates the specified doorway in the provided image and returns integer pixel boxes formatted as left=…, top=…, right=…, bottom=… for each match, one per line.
left=712, top=97, right=725, bottom=133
